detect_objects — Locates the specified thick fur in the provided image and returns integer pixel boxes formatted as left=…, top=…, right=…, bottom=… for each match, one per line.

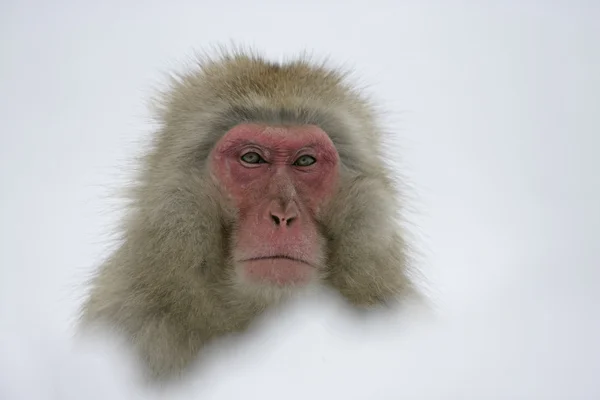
left=81, top=48, right=415, bottom=380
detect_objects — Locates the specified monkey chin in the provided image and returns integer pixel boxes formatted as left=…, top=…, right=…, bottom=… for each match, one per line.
left=232, top=258, right=321, bottom=305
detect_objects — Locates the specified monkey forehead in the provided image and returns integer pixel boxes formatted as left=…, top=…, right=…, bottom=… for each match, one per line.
left=213, top=123, right=339, bottom=157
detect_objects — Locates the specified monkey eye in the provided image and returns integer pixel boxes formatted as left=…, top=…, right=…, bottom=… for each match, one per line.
left=240, top=152, right=265, bottom=164
left=293, top=155, right=316, bottom=167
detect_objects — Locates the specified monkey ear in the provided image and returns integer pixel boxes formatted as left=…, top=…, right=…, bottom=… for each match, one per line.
left=324, top=177, right=415, bottom=307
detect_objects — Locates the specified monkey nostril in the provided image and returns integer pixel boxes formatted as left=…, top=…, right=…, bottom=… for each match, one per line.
left=270, top=214, right=297, bottom=227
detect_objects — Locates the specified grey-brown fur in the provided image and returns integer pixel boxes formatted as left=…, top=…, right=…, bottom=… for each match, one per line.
left=81, top=47, right=415, bottom=380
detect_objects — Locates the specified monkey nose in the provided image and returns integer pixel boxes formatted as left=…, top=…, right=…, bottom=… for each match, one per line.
left=269, top=202, right=299, bottom=227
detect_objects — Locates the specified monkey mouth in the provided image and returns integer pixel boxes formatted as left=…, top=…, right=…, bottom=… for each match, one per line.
left=239, top=255, right=316, bottom=285
left=242, top=255, right=314, bottom=267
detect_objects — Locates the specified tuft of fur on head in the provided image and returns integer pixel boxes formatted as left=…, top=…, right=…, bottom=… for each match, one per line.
left=80, top=45, right=418, bottom=380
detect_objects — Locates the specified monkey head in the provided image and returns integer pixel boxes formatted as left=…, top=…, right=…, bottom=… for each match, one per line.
left=81, top=49, right=416, bottom=380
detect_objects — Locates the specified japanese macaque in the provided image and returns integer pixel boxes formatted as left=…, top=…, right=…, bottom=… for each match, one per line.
left=81, top=48, right=416, bottom=380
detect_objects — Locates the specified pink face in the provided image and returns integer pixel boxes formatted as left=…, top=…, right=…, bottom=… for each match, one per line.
left=210, top=123, right=340, bottom=286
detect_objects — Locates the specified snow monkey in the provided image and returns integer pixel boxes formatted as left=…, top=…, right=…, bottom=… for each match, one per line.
left=81, top=48, right=416, bottom=380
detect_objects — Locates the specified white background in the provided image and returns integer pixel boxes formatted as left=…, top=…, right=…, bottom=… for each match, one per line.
left=1, top=1, right=599, bottom=399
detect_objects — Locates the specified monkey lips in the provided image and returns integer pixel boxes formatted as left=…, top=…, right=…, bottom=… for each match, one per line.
left=240, top=256, right=315, bottom=285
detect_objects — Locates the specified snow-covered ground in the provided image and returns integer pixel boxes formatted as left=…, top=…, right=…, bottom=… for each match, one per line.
left=1, top=1, right=599, bottom=399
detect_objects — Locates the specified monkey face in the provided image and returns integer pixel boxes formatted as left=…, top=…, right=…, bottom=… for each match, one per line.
left=209, top=123, right=340, bottom=289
